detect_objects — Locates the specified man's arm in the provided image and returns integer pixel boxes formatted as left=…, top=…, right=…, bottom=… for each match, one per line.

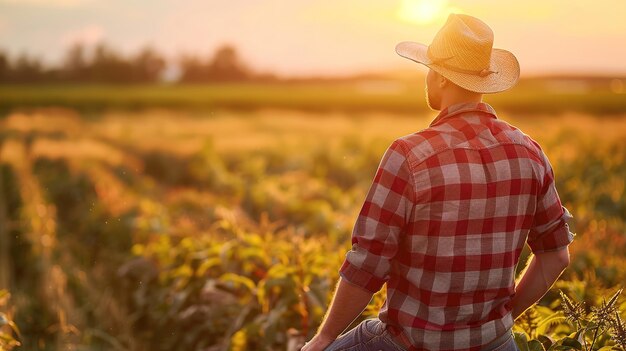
left=301, top=277, right=374, bottom=351
left=302, top=141, right=412, bottom=350
left=510, top=246, right=570, bottom=319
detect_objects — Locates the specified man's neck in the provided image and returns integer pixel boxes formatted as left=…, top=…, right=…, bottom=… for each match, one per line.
left=439, top=92, right=483, bottom=111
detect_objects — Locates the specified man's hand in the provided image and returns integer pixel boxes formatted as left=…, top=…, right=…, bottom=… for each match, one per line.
left=301, top=277, right=375, bottom=351
left=300, top=333, right=335, bottom=351
left=511, top=246, right=570, bottom=319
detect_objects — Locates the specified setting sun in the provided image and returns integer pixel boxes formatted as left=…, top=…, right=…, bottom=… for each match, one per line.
left=397, top=0, right=450, bottom=25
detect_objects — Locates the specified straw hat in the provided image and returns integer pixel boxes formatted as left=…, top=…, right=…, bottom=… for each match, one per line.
left=396, top=14, right=520, bottom=93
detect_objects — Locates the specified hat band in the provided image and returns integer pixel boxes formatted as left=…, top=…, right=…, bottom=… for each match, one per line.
left=430, top=56, right=497, bottom=77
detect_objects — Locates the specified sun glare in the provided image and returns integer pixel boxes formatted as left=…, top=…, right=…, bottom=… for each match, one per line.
left=398, top=0, right=449, bottom=25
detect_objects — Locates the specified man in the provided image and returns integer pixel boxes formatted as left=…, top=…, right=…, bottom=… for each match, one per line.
left=302, top=14, right=573, bottom=351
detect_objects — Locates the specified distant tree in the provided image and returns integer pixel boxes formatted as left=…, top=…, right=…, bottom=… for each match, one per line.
left=178, top=54, right=208, bottom=82
left=12, top=53, right=45, bottom=83
left=0, top=50, right=8, bottom=82
left=178, top=44, right=252, bottom=83
left=62, top=42, right=88, bottom=82
left=90, top=43, right=134, bottom=83
left=59, top=43, right=166, bottom=83
left=131, top=46, right=166, bottom=83
left=206, top=45, right=250, bottom=81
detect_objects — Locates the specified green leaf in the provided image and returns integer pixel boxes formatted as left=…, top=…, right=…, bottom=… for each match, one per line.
left=606, top=288, right=622, bottom=309
left=514, top=332, right=530, bottom=351
left=566, top=329, right=587, bottom=346
left=537, top=335, right=554, bottom=350
left=265, top=263, right=296, bottom=280
left=595, top=346, right=618, bottom=351
left=219, top=273, right=257, bottom=294
left=560, top=337, right=583, bottom=350
left=195, top=257, right=221, bottom=277
left=529, top=339, right=546, bottom=351
left=537, top=313, right=567, bottom=335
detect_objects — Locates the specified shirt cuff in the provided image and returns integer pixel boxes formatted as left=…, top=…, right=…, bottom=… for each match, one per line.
left=339, top=260, right=386, bottom=293
left=528, top=209, right=575, bottom=253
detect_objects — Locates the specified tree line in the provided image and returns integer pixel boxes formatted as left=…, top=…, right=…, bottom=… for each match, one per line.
left=0, top=43, right=276, bottom=84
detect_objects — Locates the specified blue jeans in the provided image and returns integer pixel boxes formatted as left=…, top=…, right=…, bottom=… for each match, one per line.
left=324, top=319, right=519, bottom=351
left=482, top=330, right=519, bottom=351
left=325, top=319, right=406, bottom=351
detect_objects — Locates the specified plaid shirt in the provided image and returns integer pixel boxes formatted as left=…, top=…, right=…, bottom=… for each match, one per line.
left=339, top=102, right=573, bottom=351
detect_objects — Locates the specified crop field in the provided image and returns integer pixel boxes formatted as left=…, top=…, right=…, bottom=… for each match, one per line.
left=1, top=93, right=626, bottom=350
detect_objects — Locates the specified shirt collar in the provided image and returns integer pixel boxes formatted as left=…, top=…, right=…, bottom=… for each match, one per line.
left=429, top=102, right=497, bottom=127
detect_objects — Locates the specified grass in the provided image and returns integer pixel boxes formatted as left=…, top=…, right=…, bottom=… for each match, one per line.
left=1, top=80, right=625, bottom=115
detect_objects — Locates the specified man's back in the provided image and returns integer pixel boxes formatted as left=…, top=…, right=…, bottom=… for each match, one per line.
left=341, top=102, right=573, bottom=350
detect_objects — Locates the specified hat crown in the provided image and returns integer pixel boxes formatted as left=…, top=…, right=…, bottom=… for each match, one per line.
left=427, top=14, right=494, bottom=71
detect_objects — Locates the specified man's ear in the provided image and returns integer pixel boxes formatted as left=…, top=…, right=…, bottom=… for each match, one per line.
left=439, top=76, right=448, bottom=88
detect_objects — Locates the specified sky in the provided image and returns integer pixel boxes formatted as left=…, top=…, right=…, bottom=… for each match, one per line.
left=1, top=0, right=625, bottom=78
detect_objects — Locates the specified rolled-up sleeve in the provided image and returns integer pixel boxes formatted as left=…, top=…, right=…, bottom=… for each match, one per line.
left=527, top=157, right=574, bottom=253
left=339, top=140, right=414, bottom=293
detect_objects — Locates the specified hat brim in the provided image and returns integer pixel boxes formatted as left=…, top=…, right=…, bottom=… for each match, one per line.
left=395, top=41, right=520, bottom=94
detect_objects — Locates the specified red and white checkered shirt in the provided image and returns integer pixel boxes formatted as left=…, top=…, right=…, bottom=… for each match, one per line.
left=340, top=102, right=573, bottom=351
